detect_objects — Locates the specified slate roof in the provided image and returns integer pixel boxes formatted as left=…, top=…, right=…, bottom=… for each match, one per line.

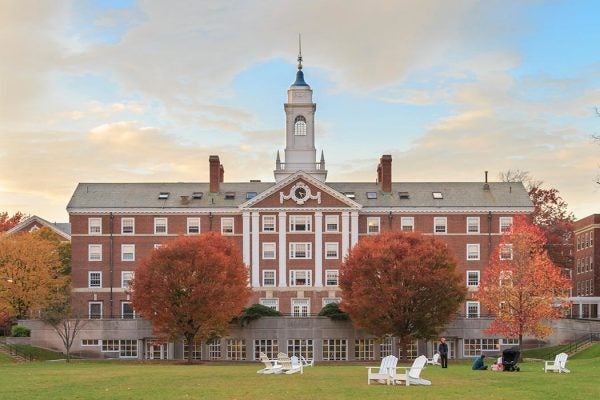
left=6, top=215, right=71, bottom=239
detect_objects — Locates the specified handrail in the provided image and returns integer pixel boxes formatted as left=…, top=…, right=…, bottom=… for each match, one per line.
left=3, top=343, right=34, bottom=361
left=542, top=333, right=600, bottom=360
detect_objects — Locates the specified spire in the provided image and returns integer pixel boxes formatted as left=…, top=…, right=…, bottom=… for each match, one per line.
left=292, top=34, right=309, bottom=87
left=297, top=33, right=303, bottom=70
left=320, top=150, right=325, bottom=169
left=276, top=150, right=281, bottom=169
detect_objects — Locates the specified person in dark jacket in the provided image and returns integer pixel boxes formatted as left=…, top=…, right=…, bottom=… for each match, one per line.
left=438, top=337, right=448, bottom=368
left=472, top=354, right=488, bottom=370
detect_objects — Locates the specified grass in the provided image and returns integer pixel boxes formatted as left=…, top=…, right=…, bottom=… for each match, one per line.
left=7, top=344, right=65, bottom=361
left=0, top=352, right=12, bottom=364
left=0, top=349, right=598, bottom=400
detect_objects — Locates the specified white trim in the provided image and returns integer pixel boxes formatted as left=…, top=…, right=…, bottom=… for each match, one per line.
left=466, top=217, right=480, bottom=234
left=88, top=271, right=102, bottom=288
left=366, top=216, right=380, bottom=235
left=89, top=218, right=102, bottom=235
left=121, top=217, right=135, bottom=235
left=251, top=212, right=260, bottom=287
left=325, top=242, right=339, bottom=259
left=433, top=217, right=447, bottom=234
left=88, top=244, right=102, bottom=261
left=262, top=242, right=276, bottom=259
left=121, top=244, right=135, bottom=262
left=466, top=270, right=480, bottom=288
left=289, top=270, right=312, bottom=287
left=89, top=302, right=103, bottom=319
left=262, top=270, right=276, bottom=287
left=466, top=243, right=480, bottom=260
left=121, top=271, right=134, bottom=288
left=221, top=217, right=234, bottom=235
left=154, top=217, right=168, bottom=235
left=466, top=301, right=480, bottom=318
left=325, top=269, right=339, bottom=287
left=186, top=217, right=200, bottom=234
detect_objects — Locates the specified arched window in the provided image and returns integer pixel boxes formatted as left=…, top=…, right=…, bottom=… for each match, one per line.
left=294, top=115, right=307, bottom=136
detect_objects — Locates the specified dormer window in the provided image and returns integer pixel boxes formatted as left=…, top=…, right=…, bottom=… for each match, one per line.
left=432, top=192, right=443, bottom=199
left=225, top=192, right=235, bottom=200
left=294, top=115, right=307, bottom=136
left=344, top=192, right=356, bottom=199
left=192, top=192, right=203, bottom=199
left=366, top=192, right=377, bottom=199
left=158, top=192, right=169, bottom=200
left=246, top=192, right=257, bottom=200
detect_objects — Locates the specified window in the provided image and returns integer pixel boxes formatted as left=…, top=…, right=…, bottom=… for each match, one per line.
left=121, top=302, right=135, bottom=319
left=101, top=339, right=119, bottom=352
left=323, top=298, right=340, bottom=306
left=325, top=242, right=339, bottom=259
left=291, top=298, right=310, bottom=316
left=221, top=217, right=234, bottom=234
left=434, top=217, right=447, bottom=234
left=121, top=244, right=135, bottom=261
left=88, top=244, right=102, bottom=261
left=226, top=339, right=246, bottom=360
left=499, top=270, right=513, bottom=287
left=225, top=192, right=236, bottom=200
left=88, top=218, right=102, bottom=235
left=467, top=244, right=480, bottom=260
left=398, top=191, right=410, bottom=199
left=355, top=339, right=375, bottom=360
left=187, top=218, right=200, bottom=234
left=192, top=192, right=203, bottom=199
left=367, top=217, right=380, bottom=234
left=158, top=192, right=169, bottom=199
left=467, top=217, right=480, bottom=233
left=366, top=192, right=377, bottom=199
left=154, top=217, right=168, bottom=234
left=401, top=217, right=414, bottom=232
left=262, top=215, right=276, bottom=232
left=246, top=192, right=257, bottom=200
left=289, top=243, right=312, bottom=259
left=262, top=243, right=276, bottom=259
left=287, top=339, right=313, bottom=359
left=294, top=115, right=307, bottom=136
left=262, top=270, right=276, bottom=287
left=208, top=339, right=221, bottom=360
left=259, top=298, right=279, bottom=311
left=81, top=339, right=100, bottom=346
left=154, top=243, right=163, bottom=250
left=398, top=339, right=418, bottom=360
left=466, top=270, right=480, bottom=287
left=466, top=301, right=480, bottom=318
left=89, top=302, right=102, bottom=319
left=500, top=338, right=520, bottom=346
left=290, top=270, right=312, bottom=287
left=121, top=271, right=134, bottom=288
left=121, top=218, right=134, bottom=234
left=254, top=339, right=278, bottom=361
left=500, top=217, right=513, bottom=233
left=432, top=192, right=443, bottom=199
left=463, top=339, right=481, bottom=357
left=183, top=340, right=202, bottom=360
left=344, top=192, right=356, bottom=199
left=500, top=244, right=513, bottom=260
left=325, top=215, right=339, bottom=232
left=322, top=339, right=347, bottom=361
left=380, top=337, right=394, bottom=358
left=289, top=215, right=311, bottom=232
left=325, top=270, right=339, bottom=286
left=88, top=272, right=102, bottom=288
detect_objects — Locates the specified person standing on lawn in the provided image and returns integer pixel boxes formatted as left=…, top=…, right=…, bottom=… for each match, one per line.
left=438, top=337, right=448, bottom=368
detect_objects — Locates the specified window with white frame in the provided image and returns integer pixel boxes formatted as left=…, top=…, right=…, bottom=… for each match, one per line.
left=499, top=217, right=513, bottom=233
left=398, top=339, right=418, bottom=360
left=88, top=244, right=102, bottom=261
left=119, top=339, right=138, bottom=358
left=500, top=338, right=519, bottom=346
left=262, top=270, right=276, bottom=287
left=121, top=271, right=134, bottom=288
left=121, top=244, right=135, bottom=261
left=262, top=215, right=276, bottom=232
left=355, top=339, right=375, bottom=360
left=262, top=243, right=276, bottom=259
left=287, top=339, right=313, bottom=359
left=467, top=217, right=480, bottom=233
left=499, top=270, right=513, bottom=287
left=379, top=337, right=393, bottom=358
left=325, top=242, right=339, bottom=259
left=292, top=298, right=310, bottom=316
left=154, top=217, right=168, bottom=234
left=187, top=217, right=200, bottom=234
left=226, top=339, right=246, bottom=360
left=466, top=270, right=480, bottom=287
left=367, top=217, right=380, bottom=234
left=322, top=298, right=340, bottom=306
left=289, top=215, right=311, bottom=232
left=325, top=270, right=339, bottom=286
left=89, top=302, right=102, bottom=319
left=434, top=217, right=447, bottom=234
left=294, top=115, right=307, bottom=136
left=254, top=339, right=278, bottom=361
left=221, top=217, right=234, bottom=234
left=499, top=244, right=513, bottom=260
left=208, top=339, right=221, bottom=360
left=81, top=339, right=100, bottom=346
left=464, top=338, right=497, bottom=357
left=121, top=218, right=134, bottom=234
left=466, top=301, right=480, bottom=318
left=290, top=270, right=312, bottom=287
left=325, top=215, right=339, bottom=232
left=322, top=339, right=347, bottom=361
left=183, top=340, right=202, bottom=360
left=154, top=243, right=163, bottom=250
left=401, top=217, right=414, bottom=232
left=467, top=244, right=480, bottom=260
left=88, top=271, right=102, bottom=288
left=289, top=242, right=312, bottom=259
left=121, top=302, right=135, bottom=319
left=259, top=298, right=279, bottom=311
left=101, top=339, right=119, bottom=352
left=88, top=218, right=102, bottom=235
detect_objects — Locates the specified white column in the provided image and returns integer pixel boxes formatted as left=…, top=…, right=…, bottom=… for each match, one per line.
left=350, top=211, right=359, bottom=249
left=251, top=212, right=260, bottom=287
left=278, top=212, right=287, bottom=287
left=315, top=212, right=323, bottom=287
left=341, top=211, right=350, bottom=258
left=242, top=212, right=250, bottom=266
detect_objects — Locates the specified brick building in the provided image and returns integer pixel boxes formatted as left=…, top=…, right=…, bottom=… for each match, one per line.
left=571, top=214, right=599, bottom=318
left=65, top=57, right=534, bottom=360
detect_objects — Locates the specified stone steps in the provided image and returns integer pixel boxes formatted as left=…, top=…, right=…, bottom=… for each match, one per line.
left=0, top=343, right=29, bottom=363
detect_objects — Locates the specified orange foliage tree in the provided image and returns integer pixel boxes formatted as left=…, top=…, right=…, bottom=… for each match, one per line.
left=475, top=215, right=571, bottom=349
left=0, top=233, right=66, bottom=319
left=132, top=233, right=251, bottom=363
left=339, top=231, right=466, bottom=359
left=0, top=211, right=25, bottom=232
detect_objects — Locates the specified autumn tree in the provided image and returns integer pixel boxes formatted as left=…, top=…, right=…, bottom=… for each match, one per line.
left=0, top=233, right=66, bottom=319
left=339, top=231, right=466, bottom=359
left=475, top=215, right=571, bottom=351
left=0, top=211, right=25, bottom=232
left=131, top=233, right=251, bottom=363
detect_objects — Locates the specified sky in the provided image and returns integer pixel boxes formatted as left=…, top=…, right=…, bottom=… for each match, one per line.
left=0, top=0, right=599, bottom=223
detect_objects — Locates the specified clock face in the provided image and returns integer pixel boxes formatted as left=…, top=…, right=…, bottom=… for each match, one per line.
left=294, top=187, right=307, bottom=199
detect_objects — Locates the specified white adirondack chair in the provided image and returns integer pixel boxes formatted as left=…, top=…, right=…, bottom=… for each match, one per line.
left=257, top=352, right=282, bottom=374
left=392, top=355, right=431, bottom=386
left=367, top=355, right=398, bottom=385
left=426, top=353, right=441, bottom=366
left=277, top=352, right=303, bottom=374
left=544, top=352, right=570, bottom=373
left=300, top=355, right=314, bottom=367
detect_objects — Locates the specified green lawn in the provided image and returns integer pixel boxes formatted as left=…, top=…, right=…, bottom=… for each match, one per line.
left=0, top=351, right=598, bottom=400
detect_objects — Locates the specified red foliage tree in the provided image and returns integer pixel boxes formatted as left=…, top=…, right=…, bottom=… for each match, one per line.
left=475, top=215, right=571, bottom=350
left=339, top=231, right=466, bottom=359
left=131, top=233, right=251, bottom=363
left=0, top=211, right=25, bottom=232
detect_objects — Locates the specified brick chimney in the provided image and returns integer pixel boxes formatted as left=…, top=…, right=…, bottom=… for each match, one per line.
left=379, top=155, right=392, bottom=193
left=209, top=155, right=221, bottom=193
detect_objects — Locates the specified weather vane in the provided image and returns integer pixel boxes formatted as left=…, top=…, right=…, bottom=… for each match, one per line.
left=297, top=33, right=303, bottom=70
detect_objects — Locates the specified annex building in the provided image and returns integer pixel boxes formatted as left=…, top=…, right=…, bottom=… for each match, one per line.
left=61, top=56, right=536, bottom=361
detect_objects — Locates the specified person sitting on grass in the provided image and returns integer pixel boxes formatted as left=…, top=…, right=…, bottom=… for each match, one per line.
left=472, top=354, right=488, bottom=370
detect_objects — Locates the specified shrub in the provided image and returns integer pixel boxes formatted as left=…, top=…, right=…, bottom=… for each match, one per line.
left=318, top=303, right=349, bottom=321
left=236, top=304, right=281, bottom=326
left=11, top=325, right=31, bottom=337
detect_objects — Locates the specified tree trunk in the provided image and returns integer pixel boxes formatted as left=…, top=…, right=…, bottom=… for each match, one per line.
left=186, top=334, right=194, bottom=364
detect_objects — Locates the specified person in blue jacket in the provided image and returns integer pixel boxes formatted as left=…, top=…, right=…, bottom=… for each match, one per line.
left=472, top=354, right=488, bottom=370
